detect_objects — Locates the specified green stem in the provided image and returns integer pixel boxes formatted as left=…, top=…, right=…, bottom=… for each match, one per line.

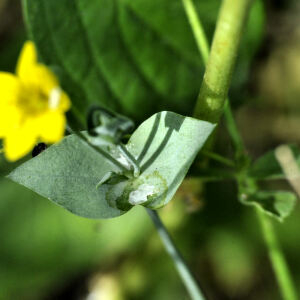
left=181, top=0, right=209, bottom=63
left=192, top=0, right=253, bottom=123
left=183, top=1, right=298, bottom=299
left=201, top=150, right=235, bottom=168
left=181, top=0, right=246, bottom=155
left=256, top=209, right=297, bottom=300
left=223, top=101, right=246, bottom=157
left=146, top=209, right=206, bottom=300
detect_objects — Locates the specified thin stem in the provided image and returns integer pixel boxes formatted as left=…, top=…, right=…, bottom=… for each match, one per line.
left=201, top=150, right=235, bottom=168
left=192, top=0, right=253, bottom=123
left=146, top=209, right=206, bottom=300
left=66, top=125, right=128, bottom=173
left=181, top=0, right=209, bottom=63
left=223, top=101, right=246, bottom=158
left=256, top=209, right=297, bottom=300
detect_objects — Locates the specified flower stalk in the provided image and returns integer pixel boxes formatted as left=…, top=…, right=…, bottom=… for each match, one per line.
left=146, top=209, right=206, bottom=300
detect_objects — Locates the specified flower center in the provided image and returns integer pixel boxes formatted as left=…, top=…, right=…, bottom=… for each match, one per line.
left=17, top=84, right=61, bottom=116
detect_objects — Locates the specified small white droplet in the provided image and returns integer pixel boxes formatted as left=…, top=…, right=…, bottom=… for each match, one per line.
left=49, top=87, right=62, bottom=109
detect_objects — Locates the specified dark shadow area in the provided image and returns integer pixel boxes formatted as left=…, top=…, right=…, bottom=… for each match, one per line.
left=137, top=112, right=161, bottom=163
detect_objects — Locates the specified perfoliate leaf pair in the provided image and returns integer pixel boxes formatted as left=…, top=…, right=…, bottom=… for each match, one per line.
left=8, top=111, right=215, bottom=219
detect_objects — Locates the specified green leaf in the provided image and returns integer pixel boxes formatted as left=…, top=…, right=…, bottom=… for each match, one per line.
left=239, top=190, right=297, bottom=222
left=23, top=0, right=264, bottom=121
left=249, top=145, right=300, bottom=180
left=8, top=134, right=123, bottom=219
left=8, top=111, right=214, bottom=219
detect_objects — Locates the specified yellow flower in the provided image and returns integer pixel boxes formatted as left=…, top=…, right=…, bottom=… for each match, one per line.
left=0, top=41, right=71, bottom=161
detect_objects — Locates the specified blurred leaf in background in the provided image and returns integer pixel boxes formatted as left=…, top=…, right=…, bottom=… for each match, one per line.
left=23, top=0, right=264, bottom=124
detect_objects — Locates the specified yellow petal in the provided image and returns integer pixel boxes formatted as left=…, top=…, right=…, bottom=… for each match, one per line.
left=37, top=111, right=66, bottom=143
left=0, top=73, right=22, bottom=138
left=0, top=105, right=21, bottom=138
left=29, top=64, right=59, bottom=94
left=15, top=41, right=71, bottom=113
left=16, top=41, right=59, bottom=93
left=59, top=90, right=71, bottom=112
left=4, top=119, right=38, bottom=161
left=16, top=41, right=38, bottom=80
left=0, top=72, right=21, bottom=106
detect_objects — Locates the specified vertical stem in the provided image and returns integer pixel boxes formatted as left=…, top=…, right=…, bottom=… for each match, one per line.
left=182, top=1, right=298, bottom=299
left=182, top=0, right=246, bottom=155
left=146, top=209, right=206, bottom=300
left=193, top=0, right=252, bottom=123
left=256, top=209, right=297, bottom=300
left=223, top=101, right=246, bottom=157
left=201, top=149, right=235, bottom=167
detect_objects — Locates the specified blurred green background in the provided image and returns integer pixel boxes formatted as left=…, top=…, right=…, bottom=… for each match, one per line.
left=1, top=0, right=300, bottom=299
